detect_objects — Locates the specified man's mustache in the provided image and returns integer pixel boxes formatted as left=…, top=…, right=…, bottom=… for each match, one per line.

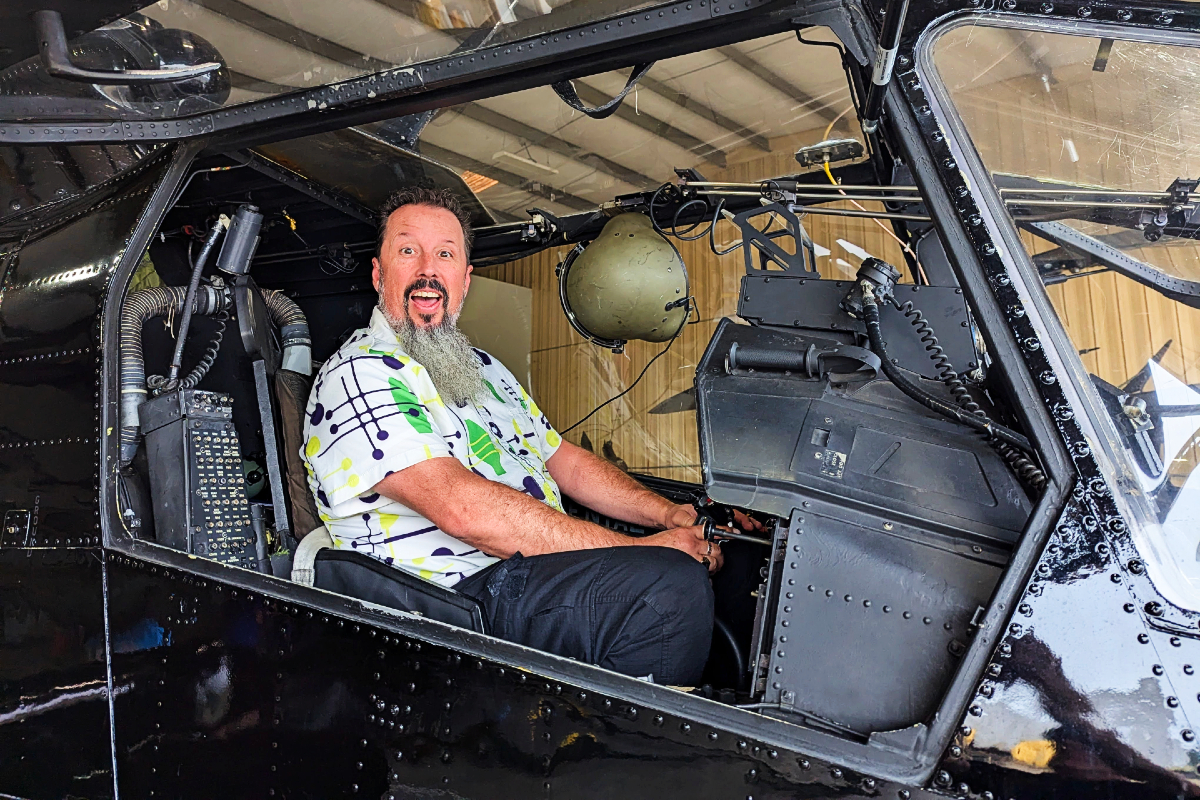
left=404, top=277, right=449, bottom=310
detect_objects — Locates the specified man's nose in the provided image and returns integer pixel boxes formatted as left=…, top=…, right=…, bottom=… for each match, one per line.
left=415, top=251, right=441, bottom=278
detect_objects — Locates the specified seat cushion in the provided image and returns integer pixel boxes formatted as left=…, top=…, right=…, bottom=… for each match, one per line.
left=314, top=549, right=487, bottom=633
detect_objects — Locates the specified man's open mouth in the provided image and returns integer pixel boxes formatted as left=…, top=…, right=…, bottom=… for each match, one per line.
left=409, top=289, right=443, bottom=314
left=405, top=279, right=448, bottom=317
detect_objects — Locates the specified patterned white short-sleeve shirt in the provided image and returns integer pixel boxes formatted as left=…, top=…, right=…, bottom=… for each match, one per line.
left=302, top=308, right=563, bottom=586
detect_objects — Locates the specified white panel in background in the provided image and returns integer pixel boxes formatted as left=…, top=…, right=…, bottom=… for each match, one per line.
left=456, top=274, right=533, bottom=391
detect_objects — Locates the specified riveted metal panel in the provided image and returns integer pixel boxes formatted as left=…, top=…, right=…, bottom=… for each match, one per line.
left=0, top=548, right=112, bottom=799
left=103, top=551, right=950, bottom=800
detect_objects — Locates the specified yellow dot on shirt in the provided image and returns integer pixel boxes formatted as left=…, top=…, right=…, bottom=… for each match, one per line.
left=347, top=474, right=359, bottom=487
left=419, top=569, right=434, bottom=580
left=305, top=436, right=320, bottom=457
left=546, top=430, right=561, bottom=448
left=341, top=457, right=352, bottom=471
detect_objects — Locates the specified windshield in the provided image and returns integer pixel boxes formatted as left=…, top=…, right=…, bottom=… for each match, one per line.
left=0, top=0, right=666, bottom=120
left=932, top=24, right=1200, bottom=601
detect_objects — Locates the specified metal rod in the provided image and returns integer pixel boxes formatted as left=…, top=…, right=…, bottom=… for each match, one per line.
left=1005, top=199, right=1192, bottom=210
left=999, top=187, right=1176, bottom=197
left=694, top=192, right=931, bottom=221
left=861, top=0, right=912, bottom=134
left=793, top=207, right=930, bottom=221
left=783, top=192, right=926, bottom=203
left=686, top=180, right=920, bottom=192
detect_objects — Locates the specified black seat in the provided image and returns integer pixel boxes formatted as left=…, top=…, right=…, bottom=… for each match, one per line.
left=313, top=547, right=488, bottom=633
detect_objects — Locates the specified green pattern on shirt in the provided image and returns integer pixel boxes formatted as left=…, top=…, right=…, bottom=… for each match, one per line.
left=484, top=379, right=506, bottom=404
left=388, top=377, right=432, bottom=433
left=466, top=419, right=505, bottom=475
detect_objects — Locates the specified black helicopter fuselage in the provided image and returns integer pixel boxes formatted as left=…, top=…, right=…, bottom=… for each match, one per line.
left=4, top=1, right=1200, bottom=798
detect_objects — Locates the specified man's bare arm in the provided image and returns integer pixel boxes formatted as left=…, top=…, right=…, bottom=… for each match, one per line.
left=545, top=441, right=765, bottom=532
left=371, top=457, right=723, bottom=571
left=546, top=441, right=680, bottom=528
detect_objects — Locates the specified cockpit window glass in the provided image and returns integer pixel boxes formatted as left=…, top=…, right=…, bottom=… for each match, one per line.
left=0, top=0, right=669, bottom=119
left=365, top=29, right=859, bottom=221
left=453, top=31, right=912, bottom=482
left=931, top=24, right=1200, bottom=604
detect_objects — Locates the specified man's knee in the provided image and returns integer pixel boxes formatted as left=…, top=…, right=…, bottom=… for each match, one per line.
left=599, top=547, right=714, bottom=684
left=642, top=547, right=713, bottom=621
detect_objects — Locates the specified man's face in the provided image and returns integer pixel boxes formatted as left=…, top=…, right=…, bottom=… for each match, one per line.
left=372, top=203, right=472, bottom=329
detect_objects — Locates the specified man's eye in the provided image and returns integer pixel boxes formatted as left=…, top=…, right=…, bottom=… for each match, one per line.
left=399, top=246, right=415, bottom=255
left=439, top=250, right=453, bottom=258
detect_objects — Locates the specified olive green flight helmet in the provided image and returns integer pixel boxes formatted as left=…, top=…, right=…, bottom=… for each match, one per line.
left=558, top=213, right=690, bottom=352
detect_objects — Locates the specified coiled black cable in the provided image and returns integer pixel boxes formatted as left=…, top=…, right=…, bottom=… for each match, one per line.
left=861, top=284, right=1035, bottom=454
left=891, top=298, right=1047, bottom=490
left=179, top=309, right=228, bottom=390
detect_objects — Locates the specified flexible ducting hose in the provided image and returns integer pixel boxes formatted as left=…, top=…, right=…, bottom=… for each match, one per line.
left=262, top=289, right=312, bottom=376
left=860, top=281, right=1035, bottom=455
left=119, top=286, right=228, bottom=464
left=119, top=286, right=311, bottom=464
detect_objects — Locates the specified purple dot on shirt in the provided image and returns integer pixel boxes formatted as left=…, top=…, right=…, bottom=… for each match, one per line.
left=431, top=547, right=454, bottom=557
left=382, top=355, right=402, bottom=370
left=310, top=404, right=324, bottom=425
left=350, top=540, right=360, bottom=548
left=522, top=475, right=545, bottom=501
left=325, top=409, right=333, bottom=420
left=372, top=449, right=384, bottom=460
left=378, top=430, right=389, bottom=440
left=359, top=493, right=379, bottom=503
left=385, top=470, right=394, bottom=477
left=330, top=424, right=339, bottom=433
left=317, top=489, right=329, bottom=506
left=474, top=349, right=492, bottom=365
left=362, top=513, right=371, bottom=521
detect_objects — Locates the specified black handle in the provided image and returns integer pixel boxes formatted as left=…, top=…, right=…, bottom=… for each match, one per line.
left=551, top=62, right=654, bottom=119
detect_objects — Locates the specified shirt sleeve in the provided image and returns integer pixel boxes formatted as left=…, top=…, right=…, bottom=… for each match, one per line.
left=303, top=352, right=452, bottom=508
left=518, top=382, right=563, bottom=465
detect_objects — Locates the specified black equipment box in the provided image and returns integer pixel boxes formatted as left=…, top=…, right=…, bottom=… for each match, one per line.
left=696, top=319, right=1028, bottom=544
left=139, top=389, right=257, bottom=569
left=697, top=320, right=1029, bottom=732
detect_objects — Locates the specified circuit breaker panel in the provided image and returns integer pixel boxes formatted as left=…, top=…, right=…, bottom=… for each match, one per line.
left=139, top=389, right=257, bottom=569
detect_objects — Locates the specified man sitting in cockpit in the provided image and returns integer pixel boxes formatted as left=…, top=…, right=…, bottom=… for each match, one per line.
left=302, top=187, right=752, bottom=685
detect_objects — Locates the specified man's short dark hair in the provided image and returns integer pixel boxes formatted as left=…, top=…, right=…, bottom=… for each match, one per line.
left=376, top=186, right=474, bottom=261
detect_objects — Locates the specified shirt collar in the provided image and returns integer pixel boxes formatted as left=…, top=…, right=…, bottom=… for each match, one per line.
left=368, top=306, right=400, bottom=344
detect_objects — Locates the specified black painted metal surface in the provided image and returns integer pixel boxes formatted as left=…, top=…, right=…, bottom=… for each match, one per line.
left=0, top=548, right=113, bottom=798
left=3, top=1, right=1200, bottom=799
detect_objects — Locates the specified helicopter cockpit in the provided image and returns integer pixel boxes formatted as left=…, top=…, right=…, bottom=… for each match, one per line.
left=64, top=13, right=1094, bottom=745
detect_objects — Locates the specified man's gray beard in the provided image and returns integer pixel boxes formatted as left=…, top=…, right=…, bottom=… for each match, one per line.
left=379, top=298, right=486, bottom=407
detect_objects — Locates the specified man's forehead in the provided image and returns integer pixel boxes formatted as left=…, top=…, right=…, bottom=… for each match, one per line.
left=386, top=205, right=465, bottom=243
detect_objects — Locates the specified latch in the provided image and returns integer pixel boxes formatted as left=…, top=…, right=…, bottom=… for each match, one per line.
left=2, top=509, right=31, bottom=546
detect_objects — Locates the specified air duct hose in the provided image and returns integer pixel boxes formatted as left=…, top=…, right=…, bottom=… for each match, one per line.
left=119, top=286, right=311, bottom=464
left=262, top=290, right=312, bottom=376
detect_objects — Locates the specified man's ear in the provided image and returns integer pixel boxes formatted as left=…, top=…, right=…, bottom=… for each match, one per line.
left=371, top=257, right=381, bottom=292
left=464, top=263, right=473, bottom=295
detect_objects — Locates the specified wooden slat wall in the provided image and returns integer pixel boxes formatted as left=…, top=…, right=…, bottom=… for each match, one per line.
left=477, top=125, right=912, bottom=481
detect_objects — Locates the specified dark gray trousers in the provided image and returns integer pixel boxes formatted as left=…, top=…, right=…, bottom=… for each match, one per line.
left=456, top=546, right=714, bottom=685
